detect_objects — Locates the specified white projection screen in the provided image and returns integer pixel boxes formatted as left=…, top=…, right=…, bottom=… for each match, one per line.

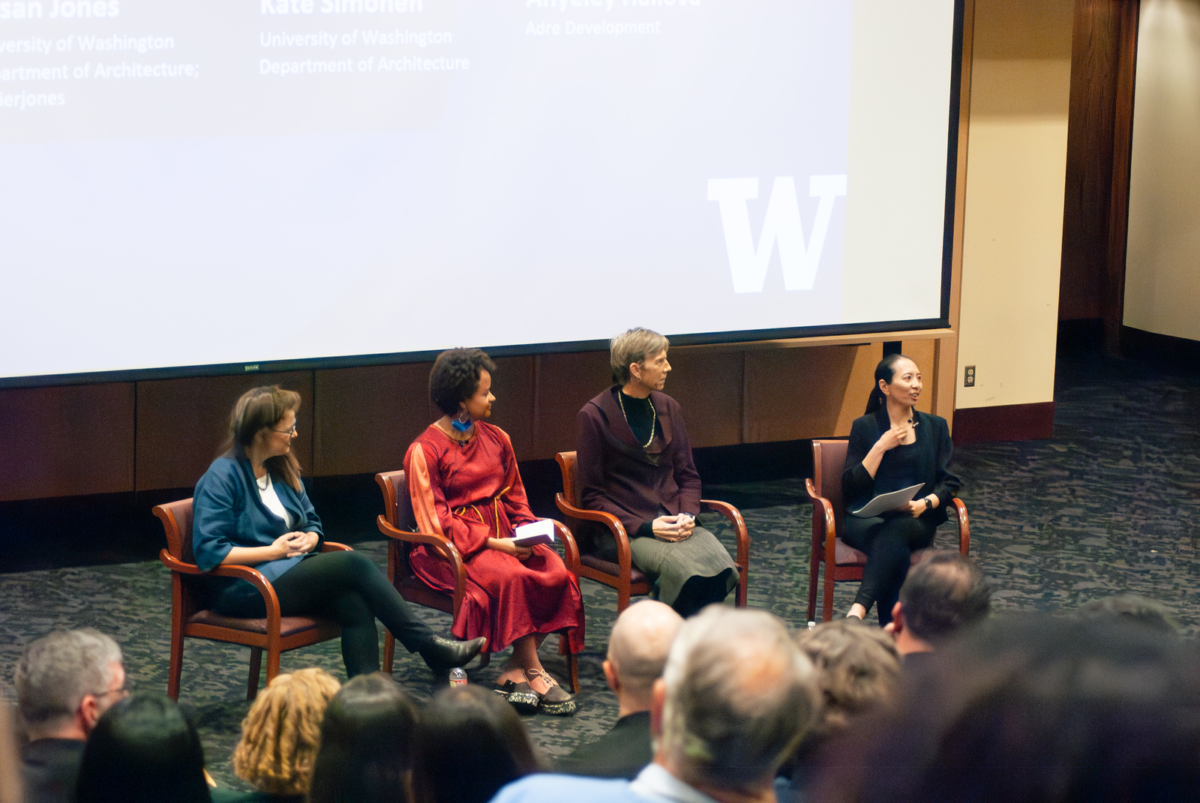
left=0, top=0, right=962, bottom=386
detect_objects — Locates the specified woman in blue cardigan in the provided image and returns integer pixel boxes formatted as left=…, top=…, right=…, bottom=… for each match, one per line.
left=841, top=355, right=961, bottom=625
left=193, top=385, right=484, bottom=677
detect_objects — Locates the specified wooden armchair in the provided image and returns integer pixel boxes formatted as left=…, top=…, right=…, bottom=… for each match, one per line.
left=805, top=439, right=970, bottom=622
left=374, top=470, right=581, bottom=693
left=154, top=498, right=351, bottom=701
left=554, top=450, right=750, bottom=612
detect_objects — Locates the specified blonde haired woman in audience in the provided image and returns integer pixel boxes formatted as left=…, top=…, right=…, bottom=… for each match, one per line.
left=212, top=668, right=340, bottom=802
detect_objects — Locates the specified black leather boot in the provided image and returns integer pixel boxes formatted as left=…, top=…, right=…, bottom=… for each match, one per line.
left=419, top=635, right=487, bottom=672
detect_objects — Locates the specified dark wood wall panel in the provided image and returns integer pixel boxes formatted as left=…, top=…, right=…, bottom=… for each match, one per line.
left=1060, top=0, right=1140, bottom=354
left=312, top=363, right=433, bottom=477
left=487, top=357, right=536, bottom=460
left=135, top=371, right=313, bottom=492
left=532, top=351, right=613, bottom=458
left=662, top=349, right=744, bottom=448
left=1, top=336, right=955, bottom=500
left=743, top=346, right=863, bottom=443
left=0, top=383, right=135, bottom=501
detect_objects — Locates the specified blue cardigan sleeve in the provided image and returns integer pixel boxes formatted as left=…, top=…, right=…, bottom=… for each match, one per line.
left=193, top=458, right=244, bottom=572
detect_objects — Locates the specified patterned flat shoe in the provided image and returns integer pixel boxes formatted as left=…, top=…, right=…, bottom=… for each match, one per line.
left=494, top=680, right=540, bottom=715
left=525, top=669, right=577, bottom=717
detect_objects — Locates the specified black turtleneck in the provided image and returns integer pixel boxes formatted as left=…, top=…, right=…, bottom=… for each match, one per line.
left=617, top=389, right=657, bottom=447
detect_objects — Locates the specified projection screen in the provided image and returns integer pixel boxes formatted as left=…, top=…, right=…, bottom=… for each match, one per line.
left=0, top=0, right=962, bottom=385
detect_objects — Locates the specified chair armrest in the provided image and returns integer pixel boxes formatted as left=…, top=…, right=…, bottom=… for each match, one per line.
left=554, top=493, right=634, bottom=575
left=546, top=518, right=581, bottom=574
left=321, top=541, right=352, bottom=553
left=376, top=515, right=467, bottom=614
left=950, top=497, right=970, bottom=554
left=805, top=479, right=839, bottom=557
left=700, top=499, right=750, bottom=570
left=159, top=549, right=284, bottom=625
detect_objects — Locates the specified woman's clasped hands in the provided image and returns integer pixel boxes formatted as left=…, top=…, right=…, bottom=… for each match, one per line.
left=652, top=513, right=695, bottom=542
left=274, top=531, right=319, bottom=558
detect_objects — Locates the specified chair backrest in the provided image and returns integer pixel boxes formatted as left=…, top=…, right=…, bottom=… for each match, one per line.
left=556, top=451, right=580, bottom=507
left=154, top=498, right=195, bottom=564
left=375, top=470, right=418, bottom=530
left=812, top=440, right=848, bottom=537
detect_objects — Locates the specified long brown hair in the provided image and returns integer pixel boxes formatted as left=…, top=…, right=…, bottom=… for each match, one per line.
left=221, top=385, right=303, bottom=492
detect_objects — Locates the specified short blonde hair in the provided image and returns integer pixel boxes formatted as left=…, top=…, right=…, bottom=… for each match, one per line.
left=232, top=668, right=341, bottom=796
left=610, top=328, right=670, bottom=385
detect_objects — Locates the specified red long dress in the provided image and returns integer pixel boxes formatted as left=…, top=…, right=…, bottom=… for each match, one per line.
left=404, top=421, right=584, bottom=654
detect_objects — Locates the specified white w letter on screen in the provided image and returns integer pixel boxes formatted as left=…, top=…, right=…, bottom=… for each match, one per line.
left=708, top=175, right=847, bottom=293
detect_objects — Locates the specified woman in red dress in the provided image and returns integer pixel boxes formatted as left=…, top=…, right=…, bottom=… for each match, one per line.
left=405, top=349, right=584, bottom=716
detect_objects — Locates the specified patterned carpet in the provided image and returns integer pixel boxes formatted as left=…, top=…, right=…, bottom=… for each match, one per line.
left=2, top=353, right=1198, bottom=792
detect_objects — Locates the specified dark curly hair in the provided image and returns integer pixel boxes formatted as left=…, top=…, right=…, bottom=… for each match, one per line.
left=429, top=349, right=496, bottom=417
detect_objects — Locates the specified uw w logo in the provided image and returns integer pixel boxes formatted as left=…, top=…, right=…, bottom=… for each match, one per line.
left=708, top=175, right=847, bottom=293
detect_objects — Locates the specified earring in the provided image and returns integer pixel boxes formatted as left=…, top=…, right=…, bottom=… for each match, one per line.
left=451, top=406, right=472, bottom=433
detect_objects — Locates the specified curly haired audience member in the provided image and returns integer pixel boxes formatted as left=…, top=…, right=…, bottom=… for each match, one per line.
left=212, top=668, right=340, bottom=802
left=777, top=620, right=901, bottom=802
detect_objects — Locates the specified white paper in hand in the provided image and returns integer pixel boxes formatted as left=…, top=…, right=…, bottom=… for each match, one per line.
left=850, top=483, right=925, bottom=518
left=512, top=520, right=556, bottom=547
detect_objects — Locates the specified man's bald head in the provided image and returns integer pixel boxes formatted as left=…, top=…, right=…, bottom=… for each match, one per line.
left=606, top=601, right=684, bottom=709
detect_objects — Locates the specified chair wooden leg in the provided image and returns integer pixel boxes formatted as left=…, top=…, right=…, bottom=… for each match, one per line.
left=383, top=631, right=395, bottom=674
left=807, top=555, right=820, bottom=623
left=567, top=650, right=580, bottom=695
left=822, top=564, right=836, bottom=623
left=265, top=646, right=282, bottom=691
left=167, top=627, right=185, bottom=701
left=247, top=647, right=263, bottom=701
left=736, top=564, right=748, bottom=607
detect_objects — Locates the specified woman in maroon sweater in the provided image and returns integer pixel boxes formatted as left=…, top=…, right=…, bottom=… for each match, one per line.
left=575, top=328, right=737, bottom=617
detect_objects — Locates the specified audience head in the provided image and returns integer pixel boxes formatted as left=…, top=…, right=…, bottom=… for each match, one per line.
left=13, top=629, right=125, bottom=740
left=73, top=694, right=210, bottom=803
left=605, top=600, right=684, bottom=712
left=793, top=620, right=900, bottom=749
left=812, top=614, right=1200, bottom=803
left=656, top=606, right=819, bottom=794
left=231, top=667, right=340, bottom=797
left=223, top=385, right=303, bottom=489
left=865, top=353, right=917, bottom=414
left=429, top=348, right=497, bottom=418
left=308, top=672, right=418, bottom=803
left=1075, top=593, right=1181, bottom=634
left=412, top=685, right=541, bottom=803
left=609, top=328, right=670, bottom=385
left=895, top=550, right=990, bottom=646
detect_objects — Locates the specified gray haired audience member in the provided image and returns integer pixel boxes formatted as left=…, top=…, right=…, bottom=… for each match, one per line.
left=557, top=600, right=685, bottom=779
left=888, top=550, right=990, bottom=662
left=1075, top=593, right=1180, bottom=634
left=12, top=630, right=127, bottom=803
left=492, top=606, right=820, bottom=803
left=811, top=614, right=1200, bottom=803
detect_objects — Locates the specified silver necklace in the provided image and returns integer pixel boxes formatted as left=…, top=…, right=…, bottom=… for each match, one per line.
left=617, top=391, right=657, bottom=449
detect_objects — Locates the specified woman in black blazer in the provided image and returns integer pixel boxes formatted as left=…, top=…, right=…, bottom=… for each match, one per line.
left=842, top=354, right=961, bottom=625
